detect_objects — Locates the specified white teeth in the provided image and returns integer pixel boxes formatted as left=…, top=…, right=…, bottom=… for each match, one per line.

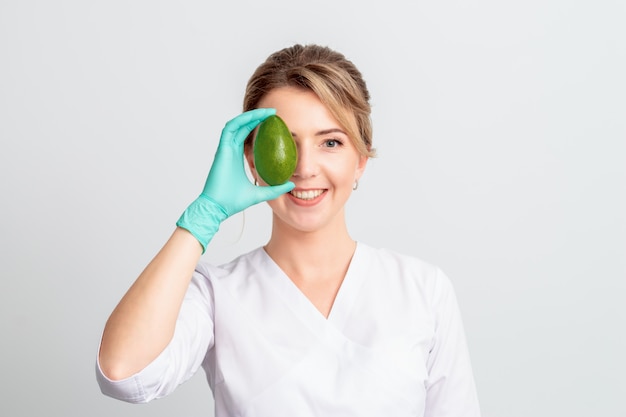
left=290, top=189, right=324, bottom=200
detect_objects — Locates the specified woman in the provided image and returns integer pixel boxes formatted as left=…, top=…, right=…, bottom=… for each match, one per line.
left=96, top=44, right=481, bottom=416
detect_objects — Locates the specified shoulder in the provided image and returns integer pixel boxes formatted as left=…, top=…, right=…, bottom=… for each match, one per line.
left=357, top=242, right=442, bottom=279
left=192, top=247, right=270, bottom=291
left=185, top=248, right=266, bottom=306
left=193, top=246, right=267, bottom=284
left=355, top=242, right=454, bottom=298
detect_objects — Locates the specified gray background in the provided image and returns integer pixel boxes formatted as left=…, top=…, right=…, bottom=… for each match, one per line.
left=1, top=1, right=624, bottom=416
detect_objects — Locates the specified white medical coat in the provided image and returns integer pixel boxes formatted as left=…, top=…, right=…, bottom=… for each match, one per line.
left=97, top=243, right=481, bottom=416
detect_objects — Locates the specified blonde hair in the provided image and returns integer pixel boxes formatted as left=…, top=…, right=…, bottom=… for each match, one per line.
left=243, top=44, right=376, bottom=158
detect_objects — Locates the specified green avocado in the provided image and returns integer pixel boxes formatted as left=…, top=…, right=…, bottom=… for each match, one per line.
left=254, top=115, right=298, bottom=185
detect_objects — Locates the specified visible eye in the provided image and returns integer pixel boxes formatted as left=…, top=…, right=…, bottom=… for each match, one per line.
left=324, top=138, right=344, bottom=148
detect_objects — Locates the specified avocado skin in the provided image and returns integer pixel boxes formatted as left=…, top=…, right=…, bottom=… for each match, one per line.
left=254, top=115, right=297, bottom=185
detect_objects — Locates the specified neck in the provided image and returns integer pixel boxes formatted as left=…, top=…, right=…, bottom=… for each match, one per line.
left=264, top=215, right=356, bottom=281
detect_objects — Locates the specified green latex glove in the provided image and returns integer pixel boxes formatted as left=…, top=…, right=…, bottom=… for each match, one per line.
left=177, top=108, right=295, bottom=252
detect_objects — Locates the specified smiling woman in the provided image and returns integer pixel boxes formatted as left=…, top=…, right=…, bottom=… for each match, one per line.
left=95, top=44, right=481, bottom=417
left=247, top=86, right=368, bottom=239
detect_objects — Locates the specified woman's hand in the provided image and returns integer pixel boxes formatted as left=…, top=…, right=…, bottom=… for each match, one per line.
left=177, top=109, right=294, bottom=252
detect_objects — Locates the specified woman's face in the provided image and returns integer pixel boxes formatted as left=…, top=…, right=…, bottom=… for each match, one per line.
left=246, top=86, right=367, bottom=234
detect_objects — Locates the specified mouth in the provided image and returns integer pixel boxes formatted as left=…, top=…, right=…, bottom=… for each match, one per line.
left=289, top=189, right=325, bottom=200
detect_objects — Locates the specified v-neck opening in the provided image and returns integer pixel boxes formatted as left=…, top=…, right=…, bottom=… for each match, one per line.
left=257, top=242, right=369, bottom=328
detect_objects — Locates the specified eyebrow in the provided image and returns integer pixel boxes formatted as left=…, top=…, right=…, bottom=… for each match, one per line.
left=292, top=128, right=347, bottom=137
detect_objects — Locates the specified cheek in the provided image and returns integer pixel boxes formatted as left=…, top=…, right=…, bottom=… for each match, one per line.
left=329, top=158, right=361, bottom=184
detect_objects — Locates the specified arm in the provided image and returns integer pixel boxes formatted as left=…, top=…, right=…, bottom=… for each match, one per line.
left=98, top=108, right=294, bottom=381
left=424, top=268, right=481, bottom=417
left=98, top=228, right=202, bottom=380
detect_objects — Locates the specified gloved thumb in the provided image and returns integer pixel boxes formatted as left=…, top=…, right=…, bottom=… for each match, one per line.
left=254, top=181, right=295, bottom=202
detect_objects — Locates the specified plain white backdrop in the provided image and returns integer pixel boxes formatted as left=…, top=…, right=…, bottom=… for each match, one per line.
left=1, top=1, right=624, bottom=416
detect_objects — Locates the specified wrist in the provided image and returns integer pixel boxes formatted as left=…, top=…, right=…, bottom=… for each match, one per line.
left=175, top=195, right=229, bottom=253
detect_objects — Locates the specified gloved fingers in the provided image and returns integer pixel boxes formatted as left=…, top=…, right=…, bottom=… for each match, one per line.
left=221, top=108, right=276, bottom=146
left=252, top=181, right=295, bottom=202
left=211, top=108, right=276, bottom=183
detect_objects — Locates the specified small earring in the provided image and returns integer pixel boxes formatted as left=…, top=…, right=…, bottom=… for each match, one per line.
left=353, top=179, right=359, bottom=190
left=254, top=178, right=259, bottom=186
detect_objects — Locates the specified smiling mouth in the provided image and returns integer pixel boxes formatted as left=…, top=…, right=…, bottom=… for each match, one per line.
left=289, top=189, right=325, bottom=200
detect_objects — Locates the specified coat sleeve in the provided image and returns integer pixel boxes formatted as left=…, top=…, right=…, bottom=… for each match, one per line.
left=424, top=268, right=481, bottom=417
left=95, top=267, right=215, bottom=403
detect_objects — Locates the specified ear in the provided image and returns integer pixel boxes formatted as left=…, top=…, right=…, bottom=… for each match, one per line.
left=355, top=154, right=368, bottom=181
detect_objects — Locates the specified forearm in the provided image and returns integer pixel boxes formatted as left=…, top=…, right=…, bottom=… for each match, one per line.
left=98, top=227, right=202, bottom=380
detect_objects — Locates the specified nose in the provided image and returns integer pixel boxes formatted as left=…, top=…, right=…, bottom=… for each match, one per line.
left=292, top=143, right=318, bottom=179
